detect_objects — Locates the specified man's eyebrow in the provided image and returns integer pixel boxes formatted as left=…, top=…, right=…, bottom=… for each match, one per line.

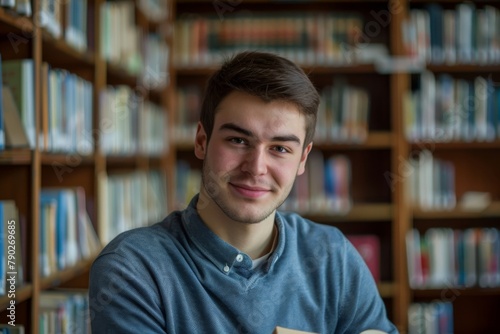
left=219, top=122, right=301, bottom=145
left=219, top=123, right=253, bottom=137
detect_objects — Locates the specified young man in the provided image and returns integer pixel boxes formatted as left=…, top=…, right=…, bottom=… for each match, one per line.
left=89, top=51, right=398, bottom=333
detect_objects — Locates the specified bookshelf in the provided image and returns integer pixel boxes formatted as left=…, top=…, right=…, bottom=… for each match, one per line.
left=401, top=1, right=500, bottom=333
left=0, top=0, right=172, bottom=332
left=171, top=0, right=500, bottom=333
left=0, top=0, right=498, bottom=333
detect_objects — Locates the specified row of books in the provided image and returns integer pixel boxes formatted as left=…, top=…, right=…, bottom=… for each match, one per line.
left=174, top=81, right=370, bottom=146
left=408, top=302, right=453, bottom=334
left=0, top=57, right=35, bottom=149
left=0, top=0, right=31, bottom=16
left=0, top=57, right=168, bottom=154
left=142, top=34, right=170, bottom=91
left=315, top=79, right=370, bottom=144
left=407, top=150, right=456, bottom=211
left=405, top=72, right=500, bottom=142
left=40, top=187, right=101, bottom=278
left=281, top=150, right=352, bottom=215
left=173, top=86, right=202, bottom=144
left=39, top=290, right=90, bottom=334
left=100, top=85, right=168, bottom=156
left=175, top=161, right=201, bottom=210
left=0, top=200, right=25, bottom=296
left=174, top=13, right=380, bottom=67
left=41, top=63, right=94, bottom=153
left=406, top=228, right=500, bottom=289
left=101, top=1, right=170, bottom=83
left=39, top=0, right=89, bottom=52
left=98, top=170, right=168, bottom=245
left=137, top=0, right=170, bottom=23
left=0, top=324, right=24, bottom=333
left=403, top=3, right=500, bottom=65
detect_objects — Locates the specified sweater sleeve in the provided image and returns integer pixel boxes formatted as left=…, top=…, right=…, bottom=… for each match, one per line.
left=89, top=251, right=166, bottom=333
left=336, top=237, right=399, bottom=334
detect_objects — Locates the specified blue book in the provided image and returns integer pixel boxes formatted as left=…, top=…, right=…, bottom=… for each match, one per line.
left=40, top=190, right=68, bottom=271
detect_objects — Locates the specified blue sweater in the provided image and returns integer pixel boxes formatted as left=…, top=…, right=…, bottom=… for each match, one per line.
left=89, top=195, right=398, bottom=334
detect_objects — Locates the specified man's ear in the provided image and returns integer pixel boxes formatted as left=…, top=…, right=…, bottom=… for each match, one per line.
left=194, top=122, right=207, bottom=160
left=297, top=142, right=313, bottom=176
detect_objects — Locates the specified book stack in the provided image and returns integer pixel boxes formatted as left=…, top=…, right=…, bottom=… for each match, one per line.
left=408, top=150, right=456, bottom=211
left=1, top=58, right=35, bottom=149
left=316, top=79, right=370, bottom=144
left=174, top=86, right=202, bottom=145
left=137, top=0, right=169, bottom=23
left=39, top=290, right=90, bottom=334
left=39, top=187, right=101, bottom=277
left=406, top=228, right=500, bottom=289
left=408, top=302, right=453, bottom=334
left=98, top=170, right=168, bottom=245
left=0, top=0, right=31, bottom=16
left=403, top=3, right=500, bottom=65
left=175, top=160, right=201, bottom=210
left=100, top=85, right=167, bottom=156
left=100, top=1, right=143, bottom=76
left=40, top=64, right=94, bottom=153
left=142, top=33, right=170, bottom=91
left=174, top=12, right=379, bottom=67
left=281, top=150, right=352, bottom=215
left=39, top=0, right=62, bottom=38
left=65, top=0, right=89, bottom=52
left=405, top=72, right=500, bottom=142
left=0, top=324, right=25, bottom=333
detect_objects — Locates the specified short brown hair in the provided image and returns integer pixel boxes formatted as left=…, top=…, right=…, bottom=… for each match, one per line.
left=199, top=51, right=320, bottom=147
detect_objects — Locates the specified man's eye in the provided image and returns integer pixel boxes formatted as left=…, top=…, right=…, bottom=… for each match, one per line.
left=273, top=146, right=289, bottom=153
left=229, top=138, right=246, bottom=144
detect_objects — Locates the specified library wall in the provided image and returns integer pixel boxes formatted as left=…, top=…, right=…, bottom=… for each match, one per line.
left=0, top=0, right=499, bottom=333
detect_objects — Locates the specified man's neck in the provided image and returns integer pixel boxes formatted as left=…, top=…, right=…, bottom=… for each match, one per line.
left=196, top=191, right=277, bottom=259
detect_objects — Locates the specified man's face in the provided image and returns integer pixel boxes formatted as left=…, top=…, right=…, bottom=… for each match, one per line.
left=195, top=91, right=312, bottom=225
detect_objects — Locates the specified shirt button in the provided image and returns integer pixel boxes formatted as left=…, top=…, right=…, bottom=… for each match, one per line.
left=236, top=254, right=244, bottom=262
left=223, top=265, right=230, bottom=273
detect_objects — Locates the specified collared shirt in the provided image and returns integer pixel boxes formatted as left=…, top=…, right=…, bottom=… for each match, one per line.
left=89, top=195, right=398, bottom=334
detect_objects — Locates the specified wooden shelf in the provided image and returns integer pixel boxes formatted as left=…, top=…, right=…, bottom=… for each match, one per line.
left=106, top=62, right=139, bottom=88
left=305, top=203, right=393, bottom=222
left=40, top=257, right=95, bottom=291
left=0, top=8, right=33, bottom=34
left=0, top=284, right=33, bottom=309
left=427, top=64, right=500, bottom=73
left=413, top=286, right=500, bottom=298
left=411, top=140, right=500, bottom=150
left=42, top=33, right=95, bottom=68
left=0, top=149, right=32, bottom=165
left=413, top=202, right=500, bottom=220
left=40, top=152, right=95, bottom=166
left=315, top=131, right=394, bottom=150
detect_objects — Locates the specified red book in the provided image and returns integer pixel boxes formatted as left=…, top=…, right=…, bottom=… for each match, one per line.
left=347, top=235, right=381, bottom=283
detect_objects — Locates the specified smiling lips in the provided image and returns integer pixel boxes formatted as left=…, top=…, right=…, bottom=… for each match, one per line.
left=229, top=183, right=271, bottom=199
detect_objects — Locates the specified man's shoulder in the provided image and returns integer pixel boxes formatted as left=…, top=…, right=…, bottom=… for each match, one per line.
left=98, top=211, right=184, bottom=257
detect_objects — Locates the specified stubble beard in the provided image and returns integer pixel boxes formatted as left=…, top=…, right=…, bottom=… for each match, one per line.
left=201, top=160, right=292, bottom=225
